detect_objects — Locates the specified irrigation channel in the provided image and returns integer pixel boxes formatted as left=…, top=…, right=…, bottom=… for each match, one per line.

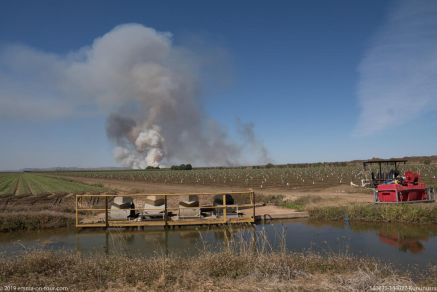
left=1, top=219, right=437, bottom=270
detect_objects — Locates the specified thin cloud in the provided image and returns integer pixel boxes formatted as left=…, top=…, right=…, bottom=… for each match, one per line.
left=355, top=0, right=437, bottom=135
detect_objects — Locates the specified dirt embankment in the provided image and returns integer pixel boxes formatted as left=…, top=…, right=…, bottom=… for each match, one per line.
left=0, top=194, right=78, bottom=231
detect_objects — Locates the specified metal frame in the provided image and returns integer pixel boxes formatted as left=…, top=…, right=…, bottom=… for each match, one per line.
left=374, top=187, right=436, bottom=204
left=75, top=190, right=256, bottom=228
left=363, top=159, right=407, bottom=187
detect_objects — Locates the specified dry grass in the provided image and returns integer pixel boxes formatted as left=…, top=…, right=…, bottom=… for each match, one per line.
left=1, top=248, right=431, bottom=291
left=0, top=211, right=75, bottom=232
left=309, top=203, right=437, bottom=224
left=256, top=193, right=324, bottom=211
left=0, top=228, right=434, bottom=291
left=0, top=194, right=77, bottom=231
left=255, top=193, right=286, bottom=205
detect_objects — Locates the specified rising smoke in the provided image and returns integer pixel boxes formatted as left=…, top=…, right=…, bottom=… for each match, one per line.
left=0, top=24, right=270, bottom=168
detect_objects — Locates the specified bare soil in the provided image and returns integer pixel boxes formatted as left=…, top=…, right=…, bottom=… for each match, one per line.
left=0, top=177, right=372, bottom=231
left=63, top=176, right=373, bottom=207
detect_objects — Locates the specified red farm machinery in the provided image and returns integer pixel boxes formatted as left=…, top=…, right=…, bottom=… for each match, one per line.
left=363, top=159, right=435, bottom=204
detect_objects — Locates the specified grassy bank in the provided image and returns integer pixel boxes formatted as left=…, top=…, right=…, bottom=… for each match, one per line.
left=309, top=203, right=437, bottom=223
left=0, top=212, right=75, bottom=232
left=1, top=249, right=434, bottom=291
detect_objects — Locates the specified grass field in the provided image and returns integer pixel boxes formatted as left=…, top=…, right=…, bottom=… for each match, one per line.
left=0, top=173, right=106, bottom=196
left=52, top=163, right=437, bottom=190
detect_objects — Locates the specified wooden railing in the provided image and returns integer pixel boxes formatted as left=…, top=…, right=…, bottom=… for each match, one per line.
left=75, top=191, right=255, bottom=228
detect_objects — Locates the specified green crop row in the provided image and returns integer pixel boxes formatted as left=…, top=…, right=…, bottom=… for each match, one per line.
left=0, top=173, right=106, bottom=196
left=0, top=174, right=18, bottom=195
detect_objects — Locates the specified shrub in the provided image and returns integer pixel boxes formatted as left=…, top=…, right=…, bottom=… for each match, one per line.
left=145, top=166, right=160, bottom=170
left=170, top=164, right=193, bottom=170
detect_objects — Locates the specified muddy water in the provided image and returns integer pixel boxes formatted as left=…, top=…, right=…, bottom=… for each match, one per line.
left=1, top=220, right=437, bottom=269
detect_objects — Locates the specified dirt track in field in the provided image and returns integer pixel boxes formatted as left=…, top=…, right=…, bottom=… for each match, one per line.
left=63, top=176, right=373, bottom=207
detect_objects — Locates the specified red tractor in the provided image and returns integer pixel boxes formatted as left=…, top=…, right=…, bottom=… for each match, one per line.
left=363, top=159, right=435, bottom=203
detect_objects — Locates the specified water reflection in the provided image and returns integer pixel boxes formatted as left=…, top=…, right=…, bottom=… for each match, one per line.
left=378, top=225, right=427, bottom=254
left=82, top=225, right=257, bottom=256
left=1, top=220, right=437, bottom=268
left=307, top=220, right=437, bottom=254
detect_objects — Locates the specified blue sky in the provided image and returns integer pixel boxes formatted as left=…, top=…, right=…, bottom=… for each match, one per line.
left=1, top=0, right=436, bottom=170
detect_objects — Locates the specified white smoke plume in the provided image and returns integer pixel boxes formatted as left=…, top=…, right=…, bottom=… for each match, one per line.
left=236, top=118, right=269, bottom=163
left=0, top=24, right=270, bottom=168
left=355, top=0, right=437, bottom=135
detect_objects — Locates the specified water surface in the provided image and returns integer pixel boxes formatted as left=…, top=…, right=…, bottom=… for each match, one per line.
left=1, top=219, right=437, bottom=269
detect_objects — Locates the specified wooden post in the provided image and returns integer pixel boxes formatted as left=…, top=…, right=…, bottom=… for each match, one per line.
left=223, top=194, right=227, bottom=223
left=105, top=196, right=109, bottom=229
left=252, top=191, right=256, bottom=221
left=75, top=195, right=79, bottom=227
left=164, top=195, right=168, bottom=229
